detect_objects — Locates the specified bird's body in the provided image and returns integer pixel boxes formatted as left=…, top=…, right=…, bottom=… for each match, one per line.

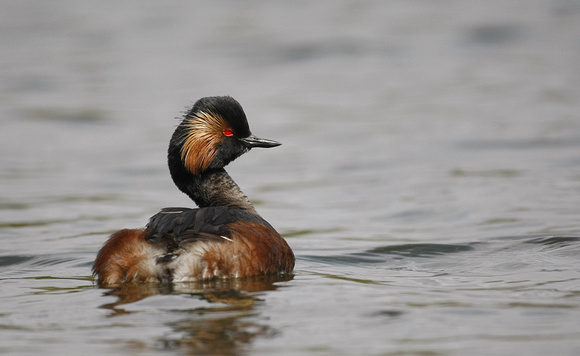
left=93, top=96, right=294, bottom=285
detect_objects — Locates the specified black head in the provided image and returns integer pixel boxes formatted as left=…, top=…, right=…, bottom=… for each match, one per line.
left=168, top=96, right=280, bottom=177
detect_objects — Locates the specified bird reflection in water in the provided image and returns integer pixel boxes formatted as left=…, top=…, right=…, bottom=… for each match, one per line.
left=98, top=274, right=293, bottom=355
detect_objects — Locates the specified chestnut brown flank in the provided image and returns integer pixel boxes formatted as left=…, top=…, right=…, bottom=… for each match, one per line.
left=93, top=229, right=157, bottom=285
left=202, top=221, right=295, bottom=278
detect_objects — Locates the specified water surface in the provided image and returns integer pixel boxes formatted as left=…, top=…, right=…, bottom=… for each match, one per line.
left=1, top=1, right=580, bottom=355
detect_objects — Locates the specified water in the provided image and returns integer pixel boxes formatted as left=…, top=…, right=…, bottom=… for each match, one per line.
left=1, top=1, right=580, bottom=355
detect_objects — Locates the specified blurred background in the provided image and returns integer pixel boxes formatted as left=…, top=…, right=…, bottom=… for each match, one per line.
left=1, top=1, right=580, bottom=355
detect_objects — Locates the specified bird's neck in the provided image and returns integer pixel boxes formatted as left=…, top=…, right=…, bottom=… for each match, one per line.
left=178, top=168, right=257, bottom=214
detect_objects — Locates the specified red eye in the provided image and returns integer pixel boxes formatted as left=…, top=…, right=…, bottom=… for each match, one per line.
left=223, top=128, right=234, bottom=137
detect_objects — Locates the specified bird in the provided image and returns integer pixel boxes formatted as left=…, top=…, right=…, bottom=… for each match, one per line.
left=93, top=96, right=295, bottom=285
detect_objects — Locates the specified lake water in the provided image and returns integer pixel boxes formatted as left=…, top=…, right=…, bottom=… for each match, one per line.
left=1, top=1, right=580, bottom=355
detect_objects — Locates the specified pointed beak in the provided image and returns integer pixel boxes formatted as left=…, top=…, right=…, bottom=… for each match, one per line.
left=240, top=135, right=281, bottom=148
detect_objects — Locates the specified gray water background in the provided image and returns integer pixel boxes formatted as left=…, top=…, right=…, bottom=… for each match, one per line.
left=1, top=1, right=580, bottom=355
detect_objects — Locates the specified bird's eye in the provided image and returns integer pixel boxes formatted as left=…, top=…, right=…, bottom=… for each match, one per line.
left=223, top=128, right=234, bottom=137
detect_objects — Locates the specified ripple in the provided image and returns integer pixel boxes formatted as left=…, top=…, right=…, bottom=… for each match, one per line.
left=0, top=252, right=94, bottom=280
left=462, top=23, right=522, bottom=46
left=450, top=168, right=523, bottom=178
left=25, top=107, right=109, bottom=123
left=524, top=236, right=580, bottom=248
left=300, top=242, right=476, bottom=268
left=456, top=137, right=580, bottom=151
left=366, top=243, right=475, bottom=258
left=0, top=255, right=34, bottom=268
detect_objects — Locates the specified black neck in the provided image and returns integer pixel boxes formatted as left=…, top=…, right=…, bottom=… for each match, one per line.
left=172, top=166, right=257, bottom=213
left=168, top=133, right=258, bottom=213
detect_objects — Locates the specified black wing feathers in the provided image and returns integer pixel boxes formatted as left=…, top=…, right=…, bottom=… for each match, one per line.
left=145, top=206, right=265, bottom=243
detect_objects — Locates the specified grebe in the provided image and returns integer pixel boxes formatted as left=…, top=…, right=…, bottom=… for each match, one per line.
left=93, top=96, right=295, bottom=285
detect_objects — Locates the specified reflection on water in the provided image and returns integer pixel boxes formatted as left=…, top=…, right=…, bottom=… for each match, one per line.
left=99, top=275, right=293, bottom=355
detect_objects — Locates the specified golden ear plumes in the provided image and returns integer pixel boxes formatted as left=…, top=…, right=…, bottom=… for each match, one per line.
left=180, top=111, right=229, bottom=174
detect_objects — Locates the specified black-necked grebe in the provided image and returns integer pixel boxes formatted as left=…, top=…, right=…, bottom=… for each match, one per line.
left=93, top=96, right=295, bottom=285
